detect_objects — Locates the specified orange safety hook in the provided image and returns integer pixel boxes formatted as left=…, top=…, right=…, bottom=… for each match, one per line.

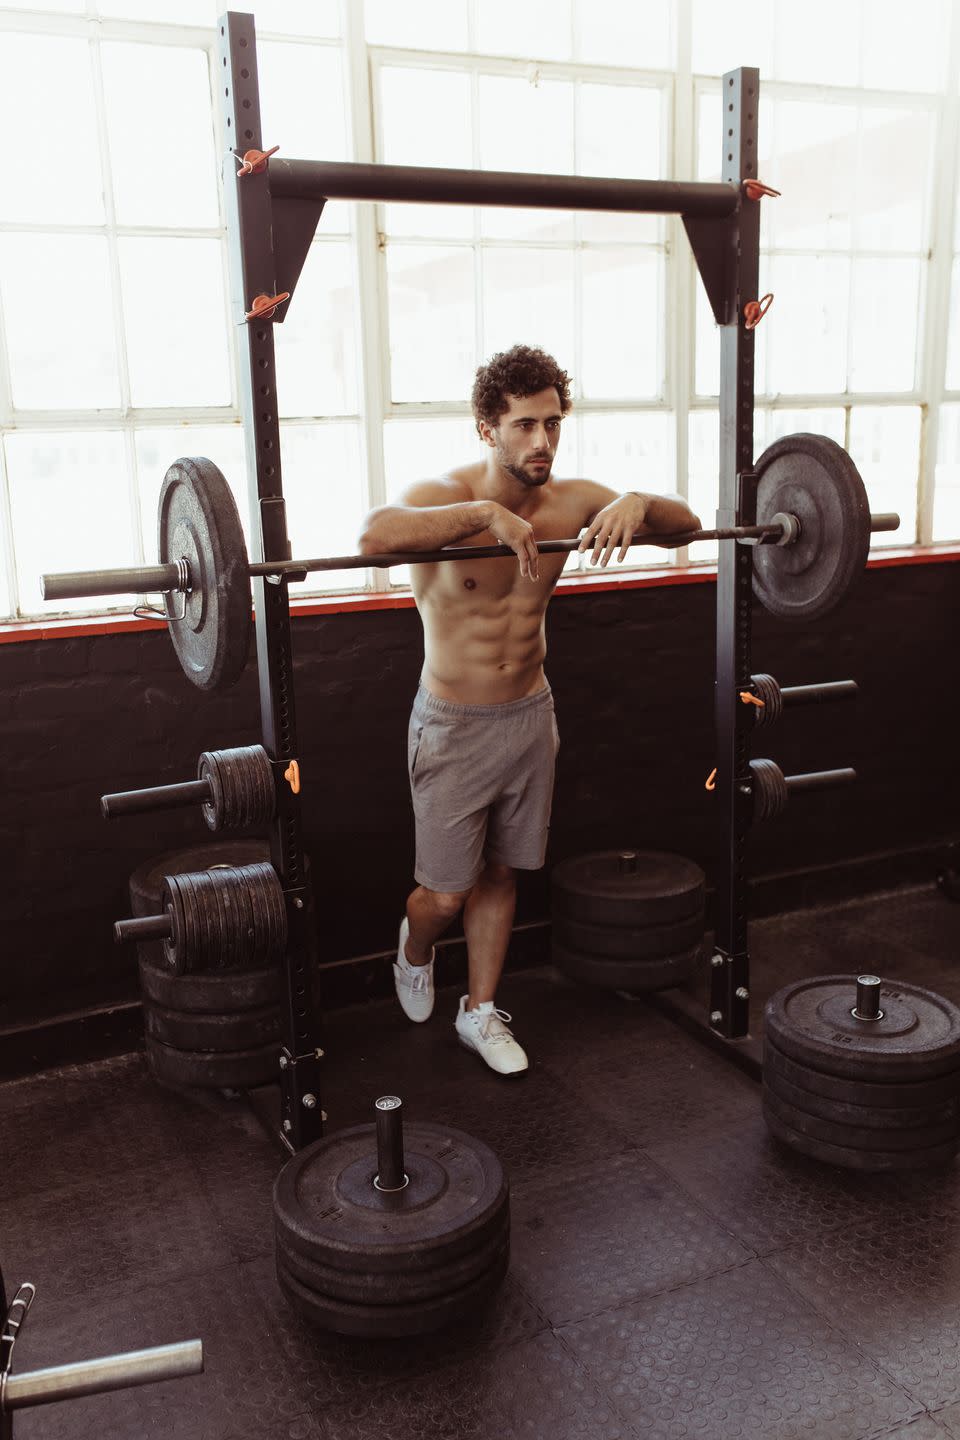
left=284, top=759, right=301, bottom=795
left=743, top=293, right=774, bottom=330
left=705, top=768, right=717, bottom=792
left=244, top=291, right=290, bottom=322
left=739, top=691, right=765, bottom=709
left=743, top=179, right=781, bottom=202
left=237, top=145, right=280, bottom=177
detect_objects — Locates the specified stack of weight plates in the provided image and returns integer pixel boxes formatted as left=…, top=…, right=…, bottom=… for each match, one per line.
left=763, top=974, right=960, bottom=1171
left=273, top=1122, right=510, bottom=1338
left=130, top=841, right=281, bottom=1089
left=551, top=849, right=706, bottom=991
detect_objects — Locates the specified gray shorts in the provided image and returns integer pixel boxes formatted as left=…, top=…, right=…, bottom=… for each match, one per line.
left=408, top=684, right=560, bottom=893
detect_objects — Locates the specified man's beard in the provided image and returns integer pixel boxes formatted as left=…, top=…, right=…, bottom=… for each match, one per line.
left=498, top=446, right=552, bottom=487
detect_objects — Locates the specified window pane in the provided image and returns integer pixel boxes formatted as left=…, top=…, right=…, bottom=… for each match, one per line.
left=763, top=256, right=849, bottom=397
left=275, top=241, right=359, bottom=418
left=860, top=0, right=946, bottom=93
left=364, top=0, right=469, bottom=50
left=756, top=409, right=846, bottom=452
left=854, top=108, right=933, bottom=253
left=694, top=283, right=720, bottom=400
left=135, top=427, right=248, bottom=565
left=101, top=43, right=219, bottom=229
left=281, top=423, right=365, bottom=592
left=687, top=411, right=719, bottom=563
left=946, top=259, right=960, bottom=390
left=849, top=259, right=921, bottom=394
left=481, top=250, right=576, bottom=379
left=848, top=407, right=919, bottom=547
left=8, top=431, right=136, bottom=615
left=251, top=1, right=340, bottom=36
left=383, top=417, right=480, bottom=502
left=386, top=246, right=476, bottom=401
left=934, top=404, right=960, bottom=542
left=0, top=235, right=121, bottom=410
left=773, top=1, right=859, bottom=85
left=97, top=0, right=216, bottom=20
left=580, top=411, right=676, bottom=569
left=2, top=36, right=104, bottom=225
left=768, top=100, right=859, bottom=252
left=574, top=0, right=671, bottom=68
left=577, top=83, right=663, bottom=245
left=119, top=238, right=231, bottom=407
left=691, top=0, right=774, bottom=78
left=258, top=42, right=347, bottom=162
left=478, top=76, right=575, bottom=242
left=379, top=67, right=473, bottom=239
left=581, top=250, right=662, bottom=400
left=475, top=0, right=573, bottom=61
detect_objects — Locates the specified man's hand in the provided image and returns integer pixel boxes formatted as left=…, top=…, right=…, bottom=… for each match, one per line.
left=578, top=493, right=650, bottom=567
left=486, top=502, right=540, bottom=580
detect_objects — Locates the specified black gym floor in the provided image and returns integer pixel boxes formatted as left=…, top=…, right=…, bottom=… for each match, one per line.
left=4, top=883, right=960, bottom=1440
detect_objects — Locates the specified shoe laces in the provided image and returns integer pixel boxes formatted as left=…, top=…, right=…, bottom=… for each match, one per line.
left=410, top=967, right=431, bottom=994
left=477, top=1007, right=514, bottom=1042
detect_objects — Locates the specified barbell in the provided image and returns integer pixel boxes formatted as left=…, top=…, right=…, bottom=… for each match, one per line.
left=40, top=435, right=899, bottom=692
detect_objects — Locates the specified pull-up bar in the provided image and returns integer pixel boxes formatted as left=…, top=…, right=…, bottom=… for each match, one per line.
left=268, top=158, right=739, bottom=219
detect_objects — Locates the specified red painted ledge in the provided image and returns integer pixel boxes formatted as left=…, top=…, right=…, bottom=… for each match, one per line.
left=1, top=544, right=958, bottom=646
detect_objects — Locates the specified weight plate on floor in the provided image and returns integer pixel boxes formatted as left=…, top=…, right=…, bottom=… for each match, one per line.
left=144, top=1032, right=279, bottom=1089
left=762, top=1085, right=957, bottom=1153
left=158, top=456, right=252, bottom=692
left=551, top=908, right=704, bottom=960
left=138, top=955, right=280, bottom=1014
left=765, top=975, right=960, bottom=1082
left=276, top=1240, right=509, bottom=1339
left=763, top=1096, right=959, bottom=1173
left=551, top=940, right=702, bottom=992
left=751, top=433, right=871, bottom=623
left=762, top=1061, right=958, bottom=1133
left=762, top=1032, right=960, bottom=1110
left=276, top=1212, right=510, bottom=1307
left=274, top=1122, right=508, bottom=1274
left=551, top=850, right=705, bottom=927
left=144, top=1000, right=281, bottom=1053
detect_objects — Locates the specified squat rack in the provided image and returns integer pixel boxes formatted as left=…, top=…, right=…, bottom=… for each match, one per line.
left=217, top=10, right=764, bottom=1147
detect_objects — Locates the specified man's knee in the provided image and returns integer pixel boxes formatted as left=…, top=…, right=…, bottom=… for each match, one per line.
left=482, top=860, right=516, bottom=889
left=422, top=886, right=472, bottom=920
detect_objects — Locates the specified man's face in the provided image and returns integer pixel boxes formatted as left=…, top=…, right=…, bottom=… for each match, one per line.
left=482, top=387, right=563, bottom=487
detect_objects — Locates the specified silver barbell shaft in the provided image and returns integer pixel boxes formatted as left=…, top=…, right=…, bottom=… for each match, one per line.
left=3, top=1339, right=203, bottom=1412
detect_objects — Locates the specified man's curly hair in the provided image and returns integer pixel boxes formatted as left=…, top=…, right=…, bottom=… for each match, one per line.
left=471, top=345, right=572, bottom=436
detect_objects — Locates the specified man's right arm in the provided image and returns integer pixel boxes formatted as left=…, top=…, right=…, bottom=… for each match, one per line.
left=358, top=481, right=540, bottom=578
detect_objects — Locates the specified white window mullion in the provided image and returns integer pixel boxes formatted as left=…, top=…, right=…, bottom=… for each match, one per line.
left=0, top=432, right=20, bottom=619
left=673, top=0, right=694, bottom=561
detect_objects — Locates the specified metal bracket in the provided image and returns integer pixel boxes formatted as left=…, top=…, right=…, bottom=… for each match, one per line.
left=683, top=209, right=738, bottom=326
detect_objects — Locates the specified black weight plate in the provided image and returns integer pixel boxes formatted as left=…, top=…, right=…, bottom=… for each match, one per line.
left=162, top=874, right=193, bottom=974
left=276, top=1241, right=509, bottom=1339
left=138, top=955, right=280, bottom=1014
left=158, top=456, right=251, bottom=691
left=762, top=1032, right=960, bottom=1110
left=194, top=869, right=227, bottom=972
left=751, top=433, right=871, bottom=623
left=144, top=1000, right=281, bottom=1052
left=765, top=975, right=960, bottom=1082
left=276, top=1211, right=510, bottom=1306
left=552, top=940, right=702, bottom=992
left=198, top=750, right=226, bottom=831
left=178, top=869, right=211, bottom=975
left=763, top=1097, right=959, bottom=1173
left=211, top=865, right=251, bottom=969
left=145, top=1032, right=279, bottom=1089
left=551, top=850, right=705, bottom=927
left=762, top=1085, right=957, bottom=1154
left=129, top=840, right=269, bottom=913
left=762, top=1061, right=958, bottom=1133
left=552, top=908, right=705, bottom=960
left=274, top=1122, right=508, bottom=1273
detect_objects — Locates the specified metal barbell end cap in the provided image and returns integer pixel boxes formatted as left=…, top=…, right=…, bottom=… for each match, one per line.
left=710, top=1010, right=723, bottom=1024
left=711, top=954, right=724, bottom=968
left=735, top=987, right=749, bottom=1000
left=768, top=511, right=801, bottom=546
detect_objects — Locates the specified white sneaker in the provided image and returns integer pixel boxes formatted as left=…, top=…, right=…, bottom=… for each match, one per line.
left=393, top=918, right=435, bottom=1023
left=455, top=996, right=529, bottom=1076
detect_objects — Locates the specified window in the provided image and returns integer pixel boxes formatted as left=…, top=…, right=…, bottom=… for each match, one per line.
left=0, top=0, right=956, bottom=623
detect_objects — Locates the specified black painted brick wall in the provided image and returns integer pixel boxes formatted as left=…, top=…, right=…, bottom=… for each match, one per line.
left=2, top=561, right=957, bottom=1027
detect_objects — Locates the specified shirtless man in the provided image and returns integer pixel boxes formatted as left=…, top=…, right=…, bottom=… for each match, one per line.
left=358, top=345, right=701, bottom=1076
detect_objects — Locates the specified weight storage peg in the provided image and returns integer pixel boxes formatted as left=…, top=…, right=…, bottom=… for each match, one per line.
left=102, top=744, right=276, bottom=831
left=114, top=860, right=287, bottom=975
left=40, top=441, right=901, bottom=693
left=748, top=758, right=857, bottom=823
left=272, top=1097, right=510, bottom=1337
left=744, top=674, right=858, bottom=729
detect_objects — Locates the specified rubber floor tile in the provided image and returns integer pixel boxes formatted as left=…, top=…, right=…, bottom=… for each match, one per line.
left=241, top=1253, right=548, bottom=1409
left=181, top=1099, right=283, bottom=1263
left=311, top=1330, right=636, bottom=1440
left=850, top=889, right=960, bottom=963
left=560, top=1259, right=920, bottom=1440
left=509, top=1153, right=751, bottom=1325
left=2, top=1152, right=234, bottom=1302
left=11, top=1261, right=320, bottom=1440
left=870, top=1417, right=954, bottom=1439
left=932, top=1399, right=960, bottom=1436
left=765, top=1181, right=960, bottom=1408
left=649, top=1108, right=941, bottom=1255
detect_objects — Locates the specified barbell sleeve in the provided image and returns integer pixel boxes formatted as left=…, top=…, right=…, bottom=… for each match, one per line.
left=785, top=766, right=858, bottom=793
left=781, top=681, right=859, bottom=706
left=39, top=510, right=902, bottom=602
left=101, top=778, right=212, bottom=820
left=2, top=1339, right=203, bottom=1412
left=114, top=914, right=171, bottom=945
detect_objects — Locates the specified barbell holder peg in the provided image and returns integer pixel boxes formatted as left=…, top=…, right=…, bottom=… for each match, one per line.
left=101, top=778, right=212, bottom=820
left=781, top=680, right=858, bottom=707
left=114, top=914, right=172, bottom=945
left=38, top=512, right=902, bottom=605
left=785, top=766, right=857, bottom=795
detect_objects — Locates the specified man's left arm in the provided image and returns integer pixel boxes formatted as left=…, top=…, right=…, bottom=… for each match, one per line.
left=577, top=484, right=702, bottom=567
